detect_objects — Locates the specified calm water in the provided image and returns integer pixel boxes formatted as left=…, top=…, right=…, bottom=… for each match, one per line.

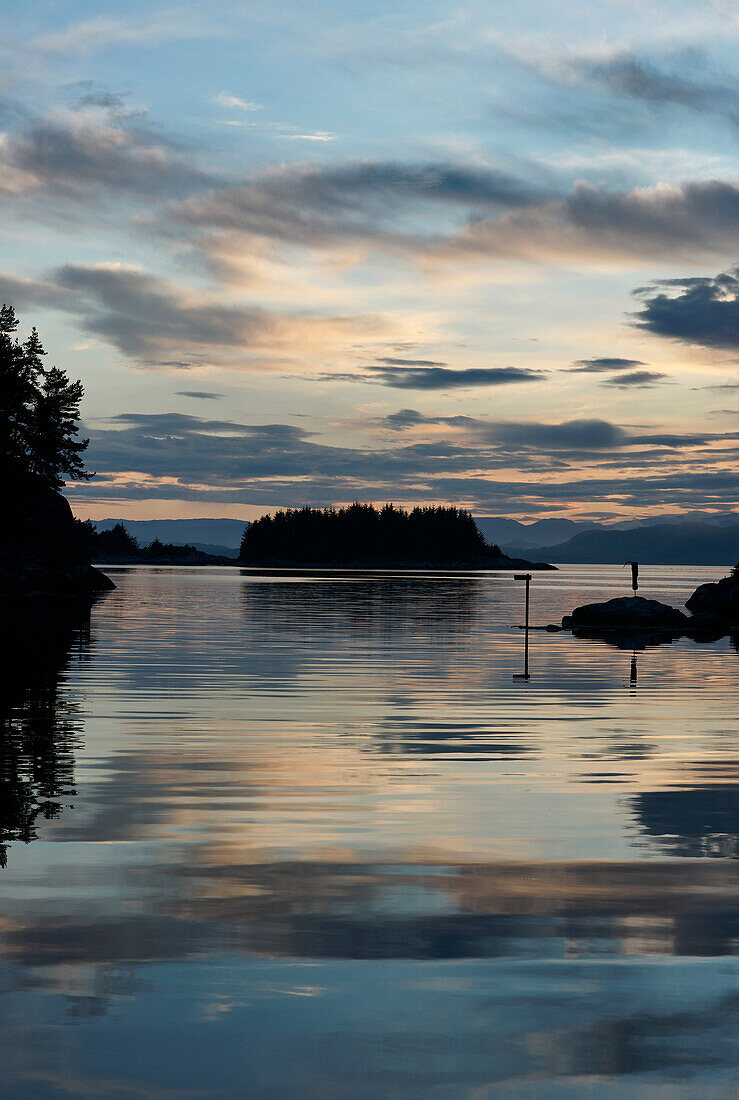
left=1, top=565, right=737, bottom=1098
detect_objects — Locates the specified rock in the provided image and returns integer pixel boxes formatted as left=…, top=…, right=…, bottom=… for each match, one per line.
left=686, top=568, right=739, bottom=621
left=562, top=596, right=688, bottom=633
left=88, top=565, right=116, bottom=591
left=0, top=483, right=114, bottom=599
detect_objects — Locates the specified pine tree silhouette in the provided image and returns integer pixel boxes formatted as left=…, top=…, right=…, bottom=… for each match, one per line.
left=0, top=306, right=92, bottom=490
left=239, top=502, right=500, bottom=565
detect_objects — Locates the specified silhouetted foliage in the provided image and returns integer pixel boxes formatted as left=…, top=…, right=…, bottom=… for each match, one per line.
left=86, top=522, right=217, bottom=563
left=0, top=608, right=88, bottom=867
left=95, top=523, right=140, bottom=557
left=239, top=503, right=501, bottom=565
left=0, top=305, right=91, bottom=490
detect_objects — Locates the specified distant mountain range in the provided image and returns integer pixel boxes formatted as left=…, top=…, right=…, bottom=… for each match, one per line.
left=92, top=512, right=739, bottom=566
left=475, top=511, right=739, bottom=551
left=499, top=518, right=739, bottom=566
left=475, top=516, right=599, bottom=549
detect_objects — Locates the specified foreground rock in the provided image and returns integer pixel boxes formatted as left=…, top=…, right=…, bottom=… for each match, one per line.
left=1, top=484, right=114, bottom=601
left=562, top=596, right=688, bottom=634
left=561, top=583, right=739, bottom=647
left=686, top=567, right=739, bottom=622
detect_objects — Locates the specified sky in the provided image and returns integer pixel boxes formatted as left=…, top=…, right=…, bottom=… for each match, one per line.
left=2, top=0, right=739, bottom=522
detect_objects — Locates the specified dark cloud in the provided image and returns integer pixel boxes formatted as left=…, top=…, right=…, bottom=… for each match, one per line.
left=377, top=357, right=447, bottom=367
left=1, top=111, right=210, bottom=200
left=331, top=365, right=544, bottom=390
left=172, top=162, right=739, bottom=269
left=0, top=265, right=376, bottom=367
left=53, top=264, right=286, bottom=359
left=75, top=91, right=129, bottom=111
left=572, top=50, right=739, bottom=119
left=602, top=370, right=669, bottom=388
left=380, top=409, right=476, bottom=430
left=634, top=267, right=739, bottom=350
left=173, top=160, right=547, bottom=246
left=481, top=418, right=630, bottom=450
left=73, top=409, right=739, bottom=514
left=175, top=391, right=225, bottom=400
left=0, top=272, right=72, bottom=311
left=568, top=357, right=646, bottom=373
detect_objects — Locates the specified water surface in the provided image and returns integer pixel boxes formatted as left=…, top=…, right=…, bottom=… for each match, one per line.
left=1, top=565, right=737, bottom=1098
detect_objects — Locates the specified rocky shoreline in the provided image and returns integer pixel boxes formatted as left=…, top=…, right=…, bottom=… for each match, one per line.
left=558, top=567, right=739, bottom=645
left=1, top=486, right=114, bottom=603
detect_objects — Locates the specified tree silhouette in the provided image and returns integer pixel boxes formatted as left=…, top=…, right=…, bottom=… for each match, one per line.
left=0, top=305, right=92, bottom=490
left=240, top=502, right=500, bottom=565
left=95, top=523, right=140, bottom=557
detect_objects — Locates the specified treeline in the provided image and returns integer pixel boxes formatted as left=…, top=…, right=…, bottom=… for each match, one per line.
left=80, top=522, right=211, bottom=562
left=1, top=306, right=90, bottom=491
left=239, top=503, right=501, bottom=565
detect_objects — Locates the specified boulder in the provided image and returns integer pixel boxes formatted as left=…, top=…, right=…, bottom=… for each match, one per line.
left=562, top=596, right=688, bottom=633
left=0, top=483, right=114, bottom=599
left=686, top=568, right=739, bottom=621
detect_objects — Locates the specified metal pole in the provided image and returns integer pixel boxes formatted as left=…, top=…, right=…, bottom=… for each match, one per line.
left=514, top=573, right=532, bottom=682
left=524, top=575, right=530, bottom=677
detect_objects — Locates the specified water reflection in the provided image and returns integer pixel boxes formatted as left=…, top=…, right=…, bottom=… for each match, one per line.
left=0, top=607, right=89, bottom=866
left=631, top=786, right=739, bottom=858
left=240, top=571, right=483, bottom=637
left=0, top=567, right=737, bottom=1097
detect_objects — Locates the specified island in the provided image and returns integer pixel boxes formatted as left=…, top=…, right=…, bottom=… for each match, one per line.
left=86, top=522, right=234, bottom=566
left=238, top=503, right=555, bottom=570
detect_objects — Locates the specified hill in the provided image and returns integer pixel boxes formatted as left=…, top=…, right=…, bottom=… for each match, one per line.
left=508, top=520, right=739, bottom=565
left=474, top=516, right=600, bottom=549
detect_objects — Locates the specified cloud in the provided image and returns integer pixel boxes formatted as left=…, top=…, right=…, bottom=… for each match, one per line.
left=60, top=407, right=739, bottom=515
left=170, top=160, right=547, bottom=255
left=0, top=272, right=72, bottom=311
left=633, top=267, right=739, bottom=350
left=278, top=132, right=339, bottom=143
left=72, top=89, right=130, bottom=112
left=329, top=365, right=544, bottom=390
left=602, top=370, right=669, bottom=388
left=0, top=264, right=383, bottom=368
left=175, top=391, right=225, bottom=400
left=380, top=408, right=475, bottom=430
left=568, top=357, right=646, bottom=373
left=34, top=11, right=220, bottom=55
left=213, top=93, right=262, bottom=112
left=0, top=111, right=210, bottom=199
left=171, top=161, right=739, bottom=271
left=68, top=407, right=739, bottom=514
left=439, top=179, right=739, bottom=265
left=377, top=357, right=448, bottom=367
left=571, top=50, right=739, bottom=120
left=481, top=418, right=631, bottom=450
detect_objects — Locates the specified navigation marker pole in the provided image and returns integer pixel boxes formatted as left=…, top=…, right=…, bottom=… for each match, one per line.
left=513, top=573, right=532, bottom=682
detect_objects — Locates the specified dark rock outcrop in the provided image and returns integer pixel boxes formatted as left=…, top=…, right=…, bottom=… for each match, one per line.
left=0, top=483, right=114, bottom=600
left=562, top=596, right=688, bottom=634
left=686, top=568, right=739, bottom=622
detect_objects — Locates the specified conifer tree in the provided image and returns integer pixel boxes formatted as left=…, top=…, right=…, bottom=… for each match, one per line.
left=0, top=305, right=92, bottom=491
